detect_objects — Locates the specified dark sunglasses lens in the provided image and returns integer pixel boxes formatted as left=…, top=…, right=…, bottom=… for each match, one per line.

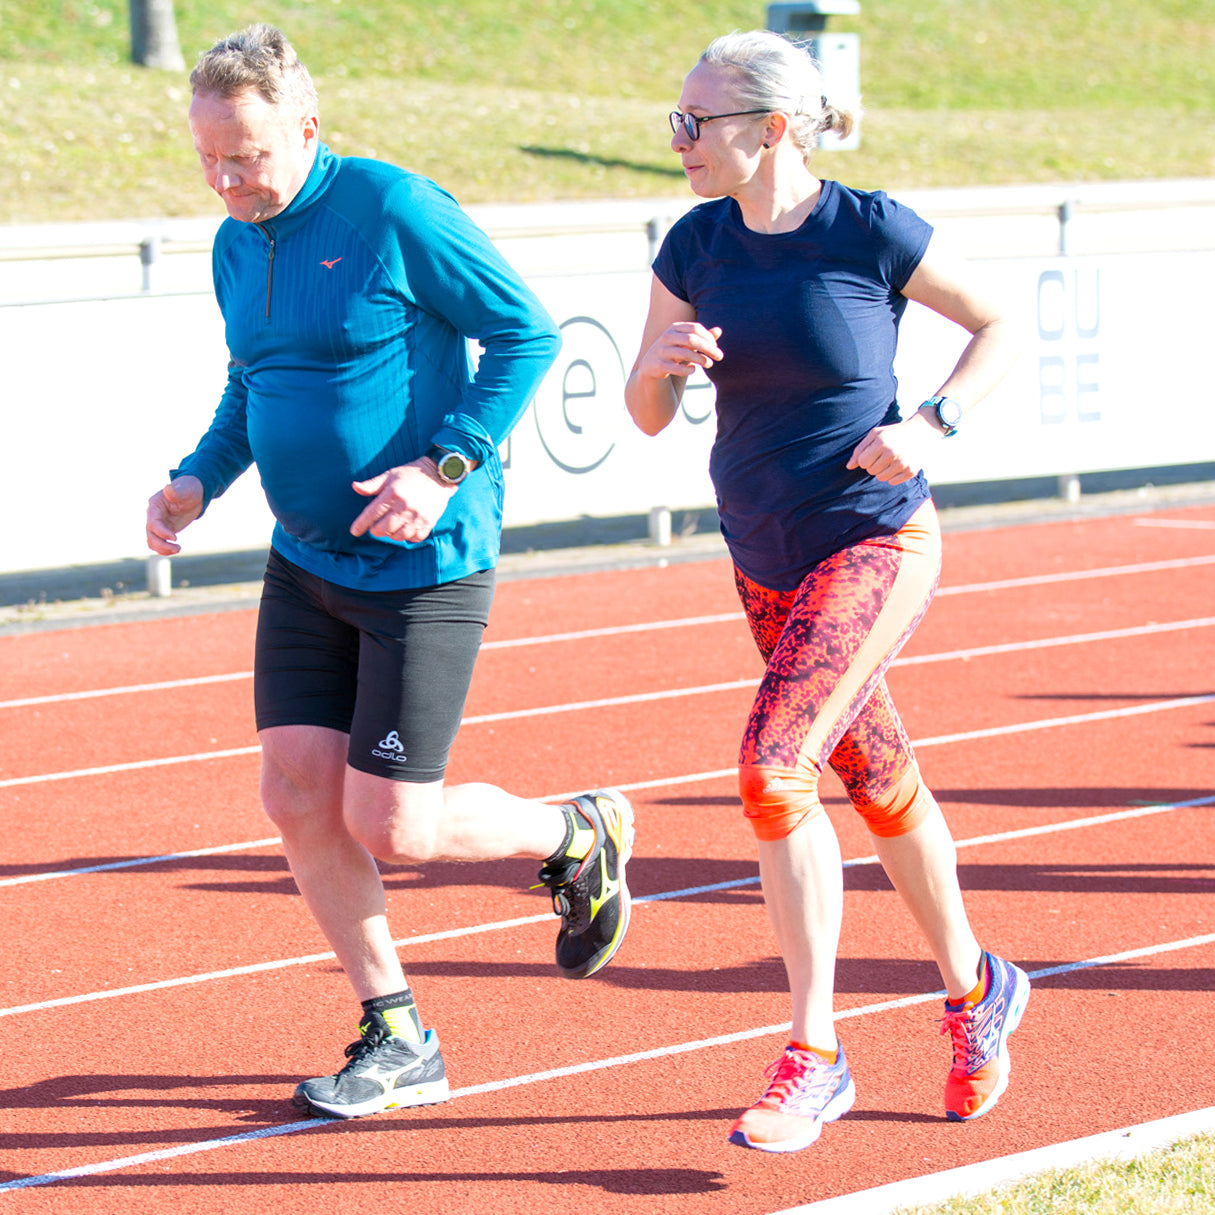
left=669, top=111, right=698, bottom=140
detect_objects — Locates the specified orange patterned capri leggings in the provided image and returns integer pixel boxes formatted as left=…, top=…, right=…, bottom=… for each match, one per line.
left=736, top=501, right=943, bottom=841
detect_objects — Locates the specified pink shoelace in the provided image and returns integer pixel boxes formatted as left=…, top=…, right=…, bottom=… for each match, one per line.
left=757, top=1047, right=827, bottom=1110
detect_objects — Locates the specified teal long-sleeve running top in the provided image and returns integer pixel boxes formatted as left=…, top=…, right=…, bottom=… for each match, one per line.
left=172, top=144, right=561, bottom=591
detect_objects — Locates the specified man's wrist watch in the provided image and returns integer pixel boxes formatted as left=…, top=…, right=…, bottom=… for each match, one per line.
left=426, top=445, right=472, bottom=485
left=923, top=395, right=963, bottom=438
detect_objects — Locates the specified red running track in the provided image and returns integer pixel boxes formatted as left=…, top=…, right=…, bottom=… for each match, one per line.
left=1, top=503, right=1213, bottom=1212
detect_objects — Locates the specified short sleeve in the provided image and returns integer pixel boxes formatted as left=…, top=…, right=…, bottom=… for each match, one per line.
left=651, top=216, right=694, bottom=303
left=866, top=192, right=933, bottom=293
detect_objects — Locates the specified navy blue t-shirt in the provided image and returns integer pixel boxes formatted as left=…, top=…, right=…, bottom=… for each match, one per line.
left=653, top=180, right=934, bottom=590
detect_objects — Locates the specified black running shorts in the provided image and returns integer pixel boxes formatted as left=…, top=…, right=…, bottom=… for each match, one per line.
left=254, top=548, right=495, bottom=783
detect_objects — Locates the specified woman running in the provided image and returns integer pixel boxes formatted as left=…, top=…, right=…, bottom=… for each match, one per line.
left=625, top=30, right=1028, bottom=1154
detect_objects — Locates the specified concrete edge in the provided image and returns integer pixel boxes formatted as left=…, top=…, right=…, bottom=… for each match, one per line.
left=3, top=479, right=1214, bottom=635
left=776, top=1105, right=1215, bottom=1215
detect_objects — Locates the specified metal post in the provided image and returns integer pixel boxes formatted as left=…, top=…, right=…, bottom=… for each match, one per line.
left=139, top=235, right=160, bottom=293
left=765, top=1, right=862, bottom=149
left=147, top=554, right=172, bottom=597
left=648, top=506, right=672, bottom=546
left=1058, top=199, right=1074, bottom=256
left=646, top=216, right=674, bottom=265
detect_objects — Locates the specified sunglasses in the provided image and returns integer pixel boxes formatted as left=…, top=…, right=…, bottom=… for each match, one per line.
left=668, top=108, right=770, bottom=142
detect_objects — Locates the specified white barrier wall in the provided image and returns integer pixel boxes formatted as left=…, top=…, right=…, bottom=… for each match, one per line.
left=2, top=214, right=1213, bottom=575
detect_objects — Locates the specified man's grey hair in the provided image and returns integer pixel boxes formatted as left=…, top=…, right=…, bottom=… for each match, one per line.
left=190, top=23, right=319, bottom=114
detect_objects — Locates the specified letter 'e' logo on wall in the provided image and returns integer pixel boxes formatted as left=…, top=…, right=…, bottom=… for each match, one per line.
left=532, top=317, right=625, bottom=474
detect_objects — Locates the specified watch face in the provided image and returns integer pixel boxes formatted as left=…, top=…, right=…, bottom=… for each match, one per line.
left=439, top=453, right=467, bottom=481
left=937, top=397, right=963, bottom=428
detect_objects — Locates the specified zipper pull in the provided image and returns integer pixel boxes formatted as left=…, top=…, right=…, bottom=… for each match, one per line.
left=264, top=232, right=276, bottom=320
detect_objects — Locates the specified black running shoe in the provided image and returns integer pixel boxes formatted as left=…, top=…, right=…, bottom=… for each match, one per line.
left=537, top=788, right=634, bottom=980
left=292, top=1012, right=450, bottom=1119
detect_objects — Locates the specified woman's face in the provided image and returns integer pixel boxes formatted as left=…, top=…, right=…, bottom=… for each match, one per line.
left=672, top=62, right=766, bottom=199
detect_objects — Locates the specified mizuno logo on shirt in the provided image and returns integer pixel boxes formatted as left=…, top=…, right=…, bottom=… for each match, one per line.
left=320, top=257, right=343, bottom=269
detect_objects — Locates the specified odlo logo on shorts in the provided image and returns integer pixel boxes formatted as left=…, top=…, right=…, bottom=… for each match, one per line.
left=372, top=730, right=409, bottom=764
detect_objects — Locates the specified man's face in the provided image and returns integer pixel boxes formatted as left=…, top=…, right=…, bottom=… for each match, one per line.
left=189, top=88, right=318, bottom=224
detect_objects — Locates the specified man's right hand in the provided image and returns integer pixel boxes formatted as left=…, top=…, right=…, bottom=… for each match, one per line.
left=146, top=475, right=204, bottom=555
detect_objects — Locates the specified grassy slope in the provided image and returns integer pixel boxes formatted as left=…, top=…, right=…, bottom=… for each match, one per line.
left=0, top=0, right=1211, bottom=222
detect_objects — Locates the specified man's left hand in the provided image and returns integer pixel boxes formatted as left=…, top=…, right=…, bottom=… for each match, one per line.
left=350, top=459, right=457, bottom=543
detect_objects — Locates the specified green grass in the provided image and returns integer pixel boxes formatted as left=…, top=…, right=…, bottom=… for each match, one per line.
left=0, top=0, right=1211, bottom=222
left=894, top=1131, right=1215, bottom=1214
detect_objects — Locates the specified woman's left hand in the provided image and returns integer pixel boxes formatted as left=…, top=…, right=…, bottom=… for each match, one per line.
left=846, top=413, right=940, bottom=485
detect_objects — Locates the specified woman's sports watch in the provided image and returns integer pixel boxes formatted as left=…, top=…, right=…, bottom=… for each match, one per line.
left=923, top=395, right=963, bottom=438
left=426, top=445, right=473, bottom=485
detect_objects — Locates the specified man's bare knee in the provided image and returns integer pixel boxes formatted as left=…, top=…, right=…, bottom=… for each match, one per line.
left=259, top=725, right=347, bottom=831
left=343, top=771, right=445, bottom=863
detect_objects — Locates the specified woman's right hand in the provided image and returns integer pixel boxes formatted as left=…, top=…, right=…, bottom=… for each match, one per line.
left=635, top=321, right=724, bottom=382
left=626, top=276, right=721, bottom=436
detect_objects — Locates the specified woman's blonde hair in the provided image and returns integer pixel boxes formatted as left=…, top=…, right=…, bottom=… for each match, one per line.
left=700, top=30, right=858, bottom=162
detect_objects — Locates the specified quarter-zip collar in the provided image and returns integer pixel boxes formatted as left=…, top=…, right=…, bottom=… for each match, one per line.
left=250, top=143, right=340, bottom=320
left=258, top=142, right=340, bottom=238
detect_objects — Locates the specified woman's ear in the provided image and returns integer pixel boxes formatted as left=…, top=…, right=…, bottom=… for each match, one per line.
left=763, top=111, right=789, bottom=148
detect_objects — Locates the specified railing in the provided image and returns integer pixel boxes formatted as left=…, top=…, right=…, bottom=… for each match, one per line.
left=3, top=178, right=1214, bottom=304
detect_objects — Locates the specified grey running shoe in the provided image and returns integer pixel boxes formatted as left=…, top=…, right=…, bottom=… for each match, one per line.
left=537, top=788, right=635, bottom=979
left=293, top=1012, right=450, bottom=1119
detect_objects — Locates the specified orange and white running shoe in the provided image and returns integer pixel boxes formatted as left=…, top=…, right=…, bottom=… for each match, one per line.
left=729, top=1042, right=856, bottom=1152
left=942, top=951, right=1031, bottom=1121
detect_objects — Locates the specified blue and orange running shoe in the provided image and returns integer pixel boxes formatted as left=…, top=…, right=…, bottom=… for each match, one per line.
left=729, top=1042, right=856, bottom=1153
left=941, top=951, right=1031, bottom=1121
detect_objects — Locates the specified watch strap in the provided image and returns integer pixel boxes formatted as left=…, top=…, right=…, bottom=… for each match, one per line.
left=426, top=445, right=472, bottom=484
left=924, top=395, right=962, bottom=438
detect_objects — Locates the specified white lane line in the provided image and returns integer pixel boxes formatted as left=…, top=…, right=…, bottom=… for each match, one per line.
left=0, top=671, right=253, bottom=711
left=0, top=746, right=262, bottom=790
left=895, top=615, right=1215, bottom=666
left=935, top=553, right=1215, bottom=595
left=1132, top=519, right=1215, bottom=530
left=0, top=837, right=283, bottom=887
left=5, top=699, right=1214, bottom=885
left=912, top=693, right=1215, bottom=748
left=480, top=612, right=746, bottom=649
left=6, top=794, right=1213, bottom=1018
left=4, top=931, right=1214, bottom=1194
left=460, top=678, right=759, bottom=725
left=6, top=684, right=1214, bottom=797
left=5, top=552, right=1214, bottom=712
left=0, top=613, right=749, bottom=711
left=4, top=611, right=1211, bottom=713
